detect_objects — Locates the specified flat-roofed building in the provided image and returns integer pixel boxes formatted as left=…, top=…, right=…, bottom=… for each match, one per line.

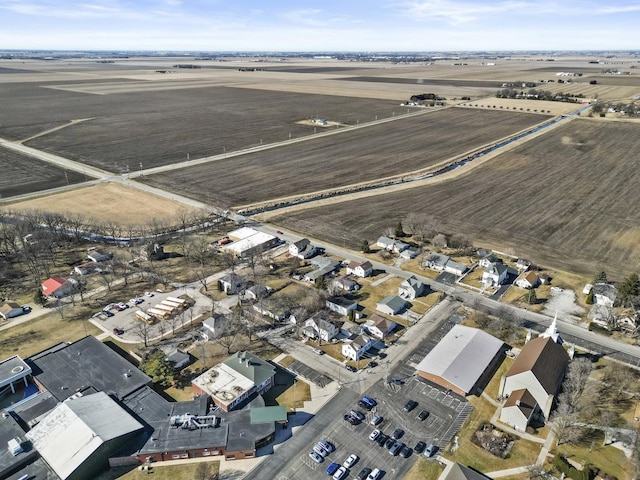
left=416, top=325, right=504, bottom=396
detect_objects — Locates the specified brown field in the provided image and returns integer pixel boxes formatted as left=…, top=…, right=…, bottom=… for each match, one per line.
left=0, top=146, right=91, bottom=197
left=4, top=182, right=203, bottom=225
left=142, top=108, right=547, bottom=208
left=271, top=118, right=640, bottom=279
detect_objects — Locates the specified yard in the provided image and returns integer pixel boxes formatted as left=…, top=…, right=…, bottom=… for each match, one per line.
left=96, top=461, right=220, bottom=480
left=273, top=118, right=640, bottom=278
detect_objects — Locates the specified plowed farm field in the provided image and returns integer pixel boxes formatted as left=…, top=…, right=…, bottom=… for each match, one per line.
left=142, top=108, right=548, bottom=208
left=0, top=82, right=399, bottom=172
left=0, top=146, right=90, bottom=198
left=272, top=118, right=640, bottom=278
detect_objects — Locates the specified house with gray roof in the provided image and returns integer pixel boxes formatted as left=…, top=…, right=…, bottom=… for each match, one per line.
left=399, top=275, right=426, bottom=300
left=376, top=295, right=409, bottom=316
left=376, top=236, right=395, bottom=250
left=332, top=275, right=360, bottom=292
left=342, top=334, right=373, bottom=361
left=219, top=273, right=246, bottom=295
left=289, top=238, right=318, bottom=259
left=326, top=296, right=359, bottom=317
left=443, top=463, right=492, bottom=480
left=482, top=263, right=508, bottom=286
left=593, top=283, right=617, bottom=307
left=304, top=312, right=342, bottom=342
left=201, top=313, right=231, bottom=341
left=423, top=253, right=468, bottom=276
left=303, top=257, right=339, bottom=283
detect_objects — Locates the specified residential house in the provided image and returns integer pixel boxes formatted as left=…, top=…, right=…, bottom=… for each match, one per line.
left=399, top=275, right=426, bottom=300
left=423, top=253, right=467, bottom=276
left=332, top=275, right=360, bottom=292
left=41, top=277, right=77, bottom=298
left=245, top=284, right=272, bottom=301
left=365, top=314, right=397, bottom=339
left=482, top=263, right=508, bottom=287
left=538, top=273, right=551, bottom=284
left=516, top=258, right=531, bottom=271
left=165, top=349, right=191, bottom=370
left=376, top=295, right=409, bottom=316
left=192, top=351, right=276, bottom=412
left=73, top=262, right=101, bottom=276
left=341, top=334, right=373, bottom=362
left=515, top=271, right=539, bottom=289
left=400, top=247, right=420, bottom=260
left=304, top=312, right=342, bottom=342
left=376, top=236, right=395, bottom=251
left=219, top=273, right=246, bottom=295
left=582, top=283, right=593, bottom=295
left=303, top=257, right=339, bottom=283
left=346, top=260, right=373, bottom=278
left=200, top=314, right=231, bottom=341
left=87, top=249, right=112, bottom=263
left=252, top=299, right=288, bottom=322
left=478, top=253, right=502, bottom=268
left=326, top=297, right=359, bottom=317
left=593, top=283, right=617, bottom=307
left=0, top=302, right=23, bottom=320
left=392, top=240, right=409, bottom=254
left=289, top=238, right=317, bottom=259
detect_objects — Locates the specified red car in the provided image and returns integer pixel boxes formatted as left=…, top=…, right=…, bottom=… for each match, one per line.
left=113, top=328, right=124, bottom=336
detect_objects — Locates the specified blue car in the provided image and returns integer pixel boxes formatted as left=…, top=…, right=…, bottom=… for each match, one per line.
left=326, top=462, right=340, bottom=475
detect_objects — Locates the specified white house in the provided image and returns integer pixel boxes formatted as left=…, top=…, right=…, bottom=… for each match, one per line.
left=245, top=284, right=272, bottom=301
left=332, top=275, right=360, bottom=292
left=515, top=271, right=539, bottom=289
left=376, top=295, right=408, bottom=316
left=400, top=247, right=420, bottom=259
left=326, top=297, right=359, bottom=317
left=593, top=283, right=617, bottom=307
left=392, top=240, right=409, bottom=253
left=478, top=253, right=501, bottom=268
left=423, top=253, right=467, bottom=276
left=365, top=314, right=397, bottom=339
left=200, top=314, right=231, bottom=341
left=73, top=263, right=101, bottom=276
left=87, top=249, right=112, bottom=263
left=219, top=273, right=245, bottom=295
left=289, top=238, right=317, bottom=259
left=346, top=260, right=373, bottom=278
left=341, top=334, right=373, bottom=361
left=304, top=314, right=341, bottom=342
left=482, top=263, right=508, bottom=287
left=399, top=275, right=426, bottom=300
left=376, top=236, right=395, bottom=251
left=252, top=299, right=289, bottom=321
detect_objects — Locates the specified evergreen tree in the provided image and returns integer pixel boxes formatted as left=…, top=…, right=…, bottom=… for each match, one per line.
left=360, top=239, right=370, bottom=253
left=585, top=288, right=594, bottom=305
left=528, top=288, right=537, bottom=305
left=140, top=349, right=174, bottom=387
left=594, top=270, right=608, bottom=284
left=618, top=273, right=640, bottom=307
left=395, top=221, right=405, bottom=238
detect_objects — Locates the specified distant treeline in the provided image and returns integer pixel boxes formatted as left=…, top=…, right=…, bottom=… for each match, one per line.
left=496, top=88, right=583, bottom=103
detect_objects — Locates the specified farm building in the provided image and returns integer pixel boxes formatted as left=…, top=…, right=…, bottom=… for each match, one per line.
left=191, top=351, right=275, bottom=412
left=499, top=319, right=569, bottom=429
left=0, top=301, right=24, bottom=320
left=25, top=392, right=144, bottom=480
left=376, top=295, right=409, bottom=316
left=223, top=227, right=278, bottom=258
left=416, top=325, right=504, bottom=397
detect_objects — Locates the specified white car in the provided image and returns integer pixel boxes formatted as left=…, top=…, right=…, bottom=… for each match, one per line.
left=343, top=453, right=359, bottom=468
left=369, top=429, right=380, bottom=441
left=144, top=291, right=154, bottom=297
left=333, top=466, right=348, bottom=480
left=312, top=348, right=324, bottom=355
left=551, top=286, right=563, bottom=293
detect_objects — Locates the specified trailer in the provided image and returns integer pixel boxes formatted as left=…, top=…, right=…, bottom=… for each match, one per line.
left=136, top=310, right=157, bottom=324
left=147, top=308, right=170, bottom=320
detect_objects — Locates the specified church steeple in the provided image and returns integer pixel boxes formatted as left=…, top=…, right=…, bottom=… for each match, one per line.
left=539, top=311, right=563, bottom=344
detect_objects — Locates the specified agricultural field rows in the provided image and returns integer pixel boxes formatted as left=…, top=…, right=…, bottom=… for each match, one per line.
left=271, top=118, right=640, bottom=278
left=0, top=146, right=91, bottom=198
left=0, top=81, right=399, bottom=172
left=142, top=108, right=547, bottom=208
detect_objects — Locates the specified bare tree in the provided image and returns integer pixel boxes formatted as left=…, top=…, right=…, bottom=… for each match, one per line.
left=133, top=321, right=151, bottom=348
left=550, top=403, right=581, bottom=445
left=432, top=233, right=448, bottom=248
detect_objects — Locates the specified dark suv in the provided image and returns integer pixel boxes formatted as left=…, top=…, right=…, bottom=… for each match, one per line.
left=417, top=409, right=430, bottom=421
left=404, top=400, right=418, bottom=412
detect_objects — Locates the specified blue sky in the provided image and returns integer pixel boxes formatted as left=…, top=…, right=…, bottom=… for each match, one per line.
left=0, top=0, right=638, bottom=51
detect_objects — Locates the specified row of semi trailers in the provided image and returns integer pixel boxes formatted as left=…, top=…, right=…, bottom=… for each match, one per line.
left=135, top=296, right=188, bottom=324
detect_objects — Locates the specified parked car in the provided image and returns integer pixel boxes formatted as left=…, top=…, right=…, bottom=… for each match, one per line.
left=326, top=462, right=340, bottom=475
left=343, top=453, right=358, bottom=468
left=368, top=361, right=378, bottom=368
left=400, top=445, right=412, bottom=458
left=359, top=396, right=377, bottom=410
left=424, top=443, right=438, bottom=457
left=276, top=230, right=283, bottom=235
left=391, top=428, right=404, bottom=440
left=345, top=365, right=357, bottom=372
left=403, top=400, right=418, bottom=412
left=319, top=440, right=335, bottom=452
left=117, top=302, right=128, bottom=310
left=21, top=305, right=32, bottom=313
left=370, top=415, right=383, bottom=426
left=357, top=467, right=372, bottom=480
left=417, top=409, right=430, bottom=421
left=312, top=348, right=324, bottom=355
left=309, top=451, right=324, bottom=464
left=144, top=291, right=154, bottom=297
left=390, top=378, right=403, bottom=385
left=314, top=444, right=329, bottom=457
left=369, top=429, right=381, bottom=441
left=333, top=467, right=348, bottom=480
left=344, top=415, right=359, bottom=426
left=349, top=410, right=365, bottom=421
left=376, top=434, right=388, bottom=447
left=102, top=310, right=114, bottom=317
left=389, top=441, right=404, bottom=456
left=112, top=328, right=124, bottom=336
left=367, top=468, right=382, bottom=480
left=384, top=437, right=395, bottom=449
left=414, top=441, right=426, bottom=453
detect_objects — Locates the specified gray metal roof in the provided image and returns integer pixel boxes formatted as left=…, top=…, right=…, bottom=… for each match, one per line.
left=28, top=336, right=151, bottom=402
left=377, top=295, right=408, bottom=313
left=416, top=325, right=503, bottom=394
left=223, top=352, right=275, bottom=387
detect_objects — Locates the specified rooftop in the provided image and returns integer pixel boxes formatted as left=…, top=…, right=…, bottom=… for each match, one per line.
left=0, top=355, right=31, bottom=390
